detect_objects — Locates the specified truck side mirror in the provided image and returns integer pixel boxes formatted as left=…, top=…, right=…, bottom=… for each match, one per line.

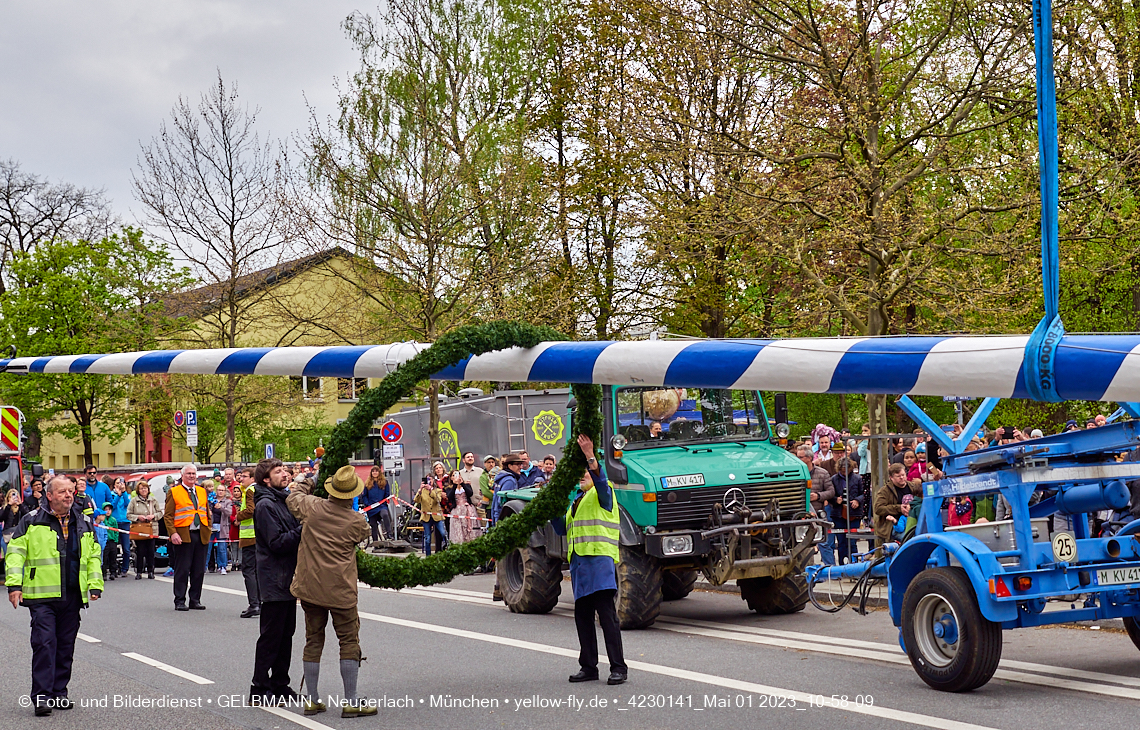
left=566, top=397, right=578, bottom=411
left=774, top=393, right=789, bottom=428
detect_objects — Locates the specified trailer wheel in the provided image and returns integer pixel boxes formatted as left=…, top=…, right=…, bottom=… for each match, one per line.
left=661, top=570, right=698, bottom=601
left=497, top=544, right=562, bottom=614
left=901, top=567, right=1002, bottom=692
left=616, top=544, right=662, bottom=629
left=738, top=573, right=809, bottom=614
left=1124, top=617, right=1140, bottom=652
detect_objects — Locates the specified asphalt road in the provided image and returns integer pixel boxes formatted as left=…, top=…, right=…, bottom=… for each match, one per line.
left=0, top=567, right=1138, bottom=730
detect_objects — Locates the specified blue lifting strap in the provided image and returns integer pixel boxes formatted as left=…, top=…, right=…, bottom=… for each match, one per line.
left=1023, top=0, right=1064, bottom=402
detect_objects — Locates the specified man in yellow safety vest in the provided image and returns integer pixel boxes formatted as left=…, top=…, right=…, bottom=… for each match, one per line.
left=234, top=468, right=259, bottom=618
left=6, top=475, right=103, bottom=716
left=560, top=433, right=627, bottom=686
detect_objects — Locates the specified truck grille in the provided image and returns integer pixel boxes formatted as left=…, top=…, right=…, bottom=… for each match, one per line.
left=655, top=480, right=808, bottom=530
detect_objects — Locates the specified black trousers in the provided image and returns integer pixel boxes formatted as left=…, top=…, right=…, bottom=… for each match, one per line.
left=102, top=541, right=119, bottom=577
left=29, top=593, right=82, bottom=707
left=252, top=600, right=297, bottom=695
left=171, top=531, right=208, bottom=606
left=241, top=545, right=259, bottom=609
left=134, top=539, right=155, bottom=575
left=574, top=589, right=626, bottom=674
left=368, top=509, right=392, bottom=541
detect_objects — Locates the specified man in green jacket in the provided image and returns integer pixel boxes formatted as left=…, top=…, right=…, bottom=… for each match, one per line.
left=6, top=475, right=103, bottom=716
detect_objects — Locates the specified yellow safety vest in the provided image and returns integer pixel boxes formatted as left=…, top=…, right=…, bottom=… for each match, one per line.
left=566, top=487, right=621, bottom=563
left=239, top=486, right=255, bottom=539
left=5, top=510, right=104, bottom=604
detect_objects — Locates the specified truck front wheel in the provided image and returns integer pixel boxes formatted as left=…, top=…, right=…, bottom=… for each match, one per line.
left=615, top=544, right=662, bottom=629
left=497, top=545, right=563, bottom=614
left=738, top=573, right=808, bottom=614
left=901, top=567, right=1002, bottom=692
left=661, top=569, right=698, bottom=601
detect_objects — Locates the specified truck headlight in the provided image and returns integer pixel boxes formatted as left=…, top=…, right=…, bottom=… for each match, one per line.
left=661, top=535, right=693, bottom=556
left=611, top=434, right=628, bottom=450
left=775, top=423, right=791, bottom=439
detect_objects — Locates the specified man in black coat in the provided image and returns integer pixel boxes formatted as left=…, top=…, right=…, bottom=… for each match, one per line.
left=249, top=457, right=301, bottom=704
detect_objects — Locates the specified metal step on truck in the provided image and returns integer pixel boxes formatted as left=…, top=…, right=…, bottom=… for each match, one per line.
left=495, top=386, right=829, bottom=629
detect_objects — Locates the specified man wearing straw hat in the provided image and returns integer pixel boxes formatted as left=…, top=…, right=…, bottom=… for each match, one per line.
left=287, top=465, right=374, bottom=718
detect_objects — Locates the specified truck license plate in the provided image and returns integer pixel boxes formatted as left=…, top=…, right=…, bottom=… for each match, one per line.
left=663, top=474, right=705, bottom=488
left=1096, top=567, right=1140, bottom=586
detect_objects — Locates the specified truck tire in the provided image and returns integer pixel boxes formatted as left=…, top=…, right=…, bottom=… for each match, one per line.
left=616, top=544, right=662, bottom=629
left=497, top=544, right=562, bottom=614
left=738, top=574, right=808, bottom=614
left=901, top=567, right=1002, bottom=692
left=661, top=569, right=698, bottom=601
left=1124, top=617, right=1140, bottom=652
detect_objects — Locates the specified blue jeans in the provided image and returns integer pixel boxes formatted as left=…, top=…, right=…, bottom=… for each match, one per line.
left=213, top=533, right=228, bottom=570
left=422, top=520, right=447, bottom=555
left=818, top=505, right=836, bottom=566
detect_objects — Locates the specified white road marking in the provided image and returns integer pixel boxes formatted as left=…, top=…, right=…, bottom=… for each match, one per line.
left=76, top=633, right=101, bottom=643
left=390, top=582, right=1140, bottom=700
left=656, top=615, right=1140, bottom=690
left=260, top=704, right=336, bottom=729
left=121, top=652, right=213, bottom=684
left=358, top=610, right=998, bottom=730
left=156, top=576, right=248, bottom=597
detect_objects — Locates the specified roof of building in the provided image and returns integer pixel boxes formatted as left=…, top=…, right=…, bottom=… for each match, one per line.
left=163, top=247, right=358, bottom=320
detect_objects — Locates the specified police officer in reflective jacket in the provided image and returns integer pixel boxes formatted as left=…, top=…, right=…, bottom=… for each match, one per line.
left=6, top=475, right=103, bottom=716
left=558, top=433, right=628, bottom=685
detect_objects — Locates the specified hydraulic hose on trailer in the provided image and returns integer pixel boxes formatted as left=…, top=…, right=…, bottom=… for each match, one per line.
left=806, top=553, right=888, bottom=615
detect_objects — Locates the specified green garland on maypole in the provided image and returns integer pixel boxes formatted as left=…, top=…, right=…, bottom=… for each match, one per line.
left=314, top=320, right=602, bottom=590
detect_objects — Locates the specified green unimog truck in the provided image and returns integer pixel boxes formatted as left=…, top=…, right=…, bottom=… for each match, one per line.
left=495, top=386, right=828, bottom=628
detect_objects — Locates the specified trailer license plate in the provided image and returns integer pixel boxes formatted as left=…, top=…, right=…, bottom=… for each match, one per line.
left=663, top=474, right=705, bottom=488
left=1096, top=567, right=1140, bottom=586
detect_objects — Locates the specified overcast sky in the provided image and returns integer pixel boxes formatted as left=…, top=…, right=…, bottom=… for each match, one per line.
left=1, top=1, right=364, bottom=223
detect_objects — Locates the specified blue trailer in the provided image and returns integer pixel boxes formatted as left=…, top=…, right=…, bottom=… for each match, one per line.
left=808, top=421, right=1140, bottom=692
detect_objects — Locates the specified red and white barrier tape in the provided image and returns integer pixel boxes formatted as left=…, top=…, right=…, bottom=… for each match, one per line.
left=95, top=523, right=243, bottom=544
left=353, top=497, right=492, bottom=524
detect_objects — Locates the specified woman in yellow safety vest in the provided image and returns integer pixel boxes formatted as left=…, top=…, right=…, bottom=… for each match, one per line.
left=558, top=433, right=627, bottom=686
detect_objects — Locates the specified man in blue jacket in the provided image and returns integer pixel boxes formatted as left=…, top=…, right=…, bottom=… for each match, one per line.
left=490, top=455, right=525, bottom=524
left=84, top=467, right=113, bottom=518
left=516, top=451, right=542, bottom=488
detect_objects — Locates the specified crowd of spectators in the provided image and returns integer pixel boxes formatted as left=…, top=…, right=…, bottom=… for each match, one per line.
left=798, top=416, right=1140, bottom=566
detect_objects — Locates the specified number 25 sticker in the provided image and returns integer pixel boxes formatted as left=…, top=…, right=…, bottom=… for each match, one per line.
left=1052, top=532, right=1077, bottom=563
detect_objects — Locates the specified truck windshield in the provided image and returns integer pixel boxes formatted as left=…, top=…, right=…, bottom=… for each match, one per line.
left=615, top=387, right=769, bottom=447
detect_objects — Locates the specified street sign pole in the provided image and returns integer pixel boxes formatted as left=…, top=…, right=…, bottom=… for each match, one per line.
left=185, top=408, right=199, bottom=453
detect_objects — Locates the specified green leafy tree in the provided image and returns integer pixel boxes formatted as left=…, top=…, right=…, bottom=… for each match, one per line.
left=0, top=232, right=186, bottom=464
left=305, top=0, right=562, bottom=454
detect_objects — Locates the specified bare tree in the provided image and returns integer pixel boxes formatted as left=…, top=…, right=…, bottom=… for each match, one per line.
left=133, top=72, right=293, bottom=463
left=0, top=159, right=113, bottom=295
